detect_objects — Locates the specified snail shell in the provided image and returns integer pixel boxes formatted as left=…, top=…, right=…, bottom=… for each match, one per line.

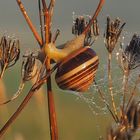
left=55, top=46, right=99, bottom=92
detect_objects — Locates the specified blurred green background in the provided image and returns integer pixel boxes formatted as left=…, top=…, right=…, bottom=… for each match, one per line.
left=0, top=0, right=140, bottom=140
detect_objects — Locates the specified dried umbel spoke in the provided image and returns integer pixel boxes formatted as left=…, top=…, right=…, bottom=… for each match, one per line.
left=22, top=53, right=37, bottom=82
left=72, top=14, right=99, bottom=45
left=52, top=29, right=60, bottom=43
left=0, top=82, right=25, bottom=105
left=104, top=17, right=125, bottom=53
left=84, top=19, right=99, bottom=46
left=72, top=16, right=86, bottom=36
left=0, top=53, right=38, bottom=105
left=103, top=17, right=126, bottom=122
left=116, top=34, right=140, bottom=118
left=107, top=99, right=140, bottom=140
left=123, top=34, right=140, bottom=70
left=0, top=36, right=20, bottom=78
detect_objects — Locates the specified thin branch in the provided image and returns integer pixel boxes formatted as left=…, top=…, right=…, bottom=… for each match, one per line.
left=94, top=80, right=118, bottom=123
left=41, top=0, right=48, bottom=10
left=52, top=29, right=60, bottom=43
left=38, top=0, right=45, bottom=45
left=0, top=82, right=25, bottom=105
left=0, top=79, right=44, bottom=138
left=16, top=0, right=43, bottom=47
left=83, top=0, right=105, bottom=35
left=43, top=2, right=58, bottom=138
left=0, top=63, right=58, bottom=138
left=0, top=62, right=8, bottom=79
left=41, top=0, right=51, bottom=43
left=48, top=0, right=55, bottom=19
left=126, top=75, right=140, bottom=111
left=108, top=53, right=119, bottom=122
left=122, top=69, right=129, bottom=114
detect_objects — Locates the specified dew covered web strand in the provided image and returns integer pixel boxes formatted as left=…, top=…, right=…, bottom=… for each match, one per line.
left=78, top=62, right=139, bottom=115
left=116, top=31, right=140, bottom=104
left=54, top=49, right=140, bottom=116
left=54, top=64, right=135, bottom=139
left=55, top=63, right=126, bottom=115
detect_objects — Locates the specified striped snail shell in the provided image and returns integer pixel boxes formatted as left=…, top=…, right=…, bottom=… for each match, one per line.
left=55, top=46, right=99, bottom=92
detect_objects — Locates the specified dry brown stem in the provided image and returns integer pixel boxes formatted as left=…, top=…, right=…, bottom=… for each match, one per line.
left=16, top=0, right=43, bottom=47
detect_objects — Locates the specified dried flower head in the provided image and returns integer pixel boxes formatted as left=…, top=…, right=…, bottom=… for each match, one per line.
left=72, top=13, right=99, bottom=45
left=0, top=36, right=20, bottom=78
left=104, top=17, right=125, bottom=53
left=123, top=34, right=140, bottom=70
left=22, top=53, right=37, bottom=82
left=107, top=99, right=140, bottom=140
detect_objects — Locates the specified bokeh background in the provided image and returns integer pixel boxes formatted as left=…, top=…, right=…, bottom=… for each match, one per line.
left=0, top=0, right=140, bottom=140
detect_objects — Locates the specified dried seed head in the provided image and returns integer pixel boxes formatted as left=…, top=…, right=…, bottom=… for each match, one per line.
left=22, top=53, right=37, bottom=82
left=72, top=14, right=99, bottom=45
left=107, top=99, right=140, bottom=140
left=0, top=36, right=20, bottom=77
left=104, top=17, right=125, bottom=53
left=107, top=125, right=133, bottom=140
left=126, top=100, right=140, bottom=130
left=123, top=34, right=140, bottom=70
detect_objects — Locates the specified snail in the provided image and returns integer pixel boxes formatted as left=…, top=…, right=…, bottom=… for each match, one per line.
left=43, top=0, right=104, bottom=91
left=55, top=46, right=99, bottom=91
left=17, top=0, right=105, bottom=91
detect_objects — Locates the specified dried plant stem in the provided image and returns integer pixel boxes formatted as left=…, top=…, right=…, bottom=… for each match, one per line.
left=126, top=75, right=140, bottom=111
left=46, top=67, right=58, bottom=140
left=94, top=81, right=117, bottom=123
left=0, top=88, right=34, bottom=138
left=0, top=63, right=8, bottom=79
left=0, top=61, right=58, bottom=138
left=2, top=56, right=59, bottom=139
left=43, top=3, right=58, bottom=139
left=108, top=53, right=118, bottom=121
left=0, top=82, right=25, bottom=105
left=38, top=0, right=45, bottom=44
left=1, top=89, right=41, bottom=138
left=0, top=73, right=49, bottom=138
left=31, top=64, right=45, bottom=107
left=122, top=70, right=129, bottom=114
left=48, top=0, right=55, bottom=21
left=0, top=80, right=13, bottom=140
left=83, top=0, right=105, bottom=35
left=16, top=0, right=42, bottom=47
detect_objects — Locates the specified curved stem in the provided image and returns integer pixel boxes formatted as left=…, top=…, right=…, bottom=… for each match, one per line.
left=94, top=80, right=117, bottom=123
left=43, top=2, right=58, bottom=138
left=0, top=84, right=38, bottom=138
left=0, top=82, right=25, bottom=105
left=16, top=0, right=42, bottom=47
left=108, top=53, right=118, bottom=122
left=83, top=0, right=105, bottom=35
left=0, top=63, right=8, bottom=79
left=46, top=64, right=58, bottom=140
left=126, top=75, right=140, bottom=112
left=38, top=0, right=45, bottom=44
left=0, top=63, right=58, bottom=138
left=122, top=70, right=129, bottom=114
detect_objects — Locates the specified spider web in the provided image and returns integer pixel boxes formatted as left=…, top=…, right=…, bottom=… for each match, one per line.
left=67, top=60, right=140, bottom=116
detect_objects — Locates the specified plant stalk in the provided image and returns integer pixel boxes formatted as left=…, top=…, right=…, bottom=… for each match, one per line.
left=16, top=0, right=42, bottom=47
left=0, top=81, right=43, bottom=138
left=108, top=52, right=118, bottom=121
left=126, top=75, right=140, bottom=111
left=122, top=69, right=129, bottom=114
left=44, top=5, right=58, bottom=139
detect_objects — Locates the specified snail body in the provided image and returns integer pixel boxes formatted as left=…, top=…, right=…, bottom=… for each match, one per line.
left=44, top=34, right=85, bottom=62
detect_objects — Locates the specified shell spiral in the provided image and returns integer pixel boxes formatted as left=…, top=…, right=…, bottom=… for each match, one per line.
left=55, top=46, right=99, bottom=92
